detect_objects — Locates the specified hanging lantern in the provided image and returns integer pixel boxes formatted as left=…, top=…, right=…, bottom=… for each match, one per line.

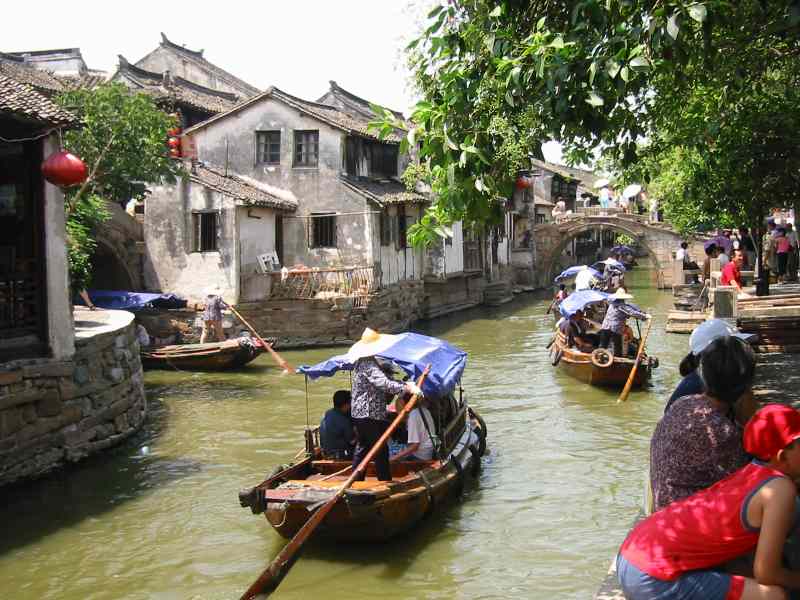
left=515, top=176, right=531, bottom=190
left=167, top=127, right=182, bottom=137
left=42, top=151, right=88, bottom=187
left=169, top=147, right=181, bottom=159
left=167, top=137, right=181, bottom=149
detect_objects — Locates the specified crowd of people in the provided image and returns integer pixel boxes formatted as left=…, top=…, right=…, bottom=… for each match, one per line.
left=617, top=320, right=800, bottom=600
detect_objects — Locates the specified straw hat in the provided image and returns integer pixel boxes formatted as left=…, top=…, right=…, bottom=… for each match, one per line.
left=610, top=287, right=634, bottom=301
left=345, top=328, right=398, bottom=361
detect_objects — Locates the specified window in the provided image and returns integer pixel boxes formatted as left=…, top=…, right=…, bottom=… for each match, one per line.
left=294, top=130, right=319, bottom=167
left=310, top=213, right=336, bottom=248
left=256, top=131, right=281, bottom=164
left=379, top=211, right=392, bottom=246
left=192, top=211, right=218, bottom=252
left=396, top=205, right=408, bottom=249
left=369, top=143, right=398, bottom=177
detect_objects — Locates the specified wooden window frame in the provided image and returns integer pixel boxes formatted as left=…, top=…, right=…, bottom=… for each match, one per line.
left=379, top=210, right=393, bottom=246
left=255, top=130, right=281, bottom=165
left=309, top=213, right=336, bottom=248
left=192, top=210, right=219, bottom=253
left=396, top=204, right=408, bottom=250
left=293, top=130, right=319, bottom=168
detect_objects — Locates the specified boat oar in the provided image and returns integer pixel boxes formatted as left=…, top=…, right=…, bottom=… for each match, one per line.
left=228, top=305, right=293, bottom=373
left=618, top=317, right=654, bottom=403
left=239, top=365, right=431, bottom=600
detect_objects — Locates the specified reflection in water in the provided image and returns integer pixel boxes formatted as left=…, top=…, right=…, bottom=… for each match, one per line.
left=0, top=267, right=686, bottom=599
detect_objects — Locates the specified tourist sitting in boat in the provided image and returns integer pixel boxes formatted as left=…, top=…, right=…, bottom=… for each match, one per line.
left=319, top=390, right=355, bottom=460
left=390, top=398, right=437, bottom=462
left=619, top=403, right=800, bottom=600
left=667, top=319, right=751, bottom=413
left=348, top=329, right=423, bottom=482
left=597, top=288, right=650, bottom=356
left=650, top=336, right=758, bottom=512
left=200, top=287, right=228, bottom=343
left=559, top=310, right=595, bottom=352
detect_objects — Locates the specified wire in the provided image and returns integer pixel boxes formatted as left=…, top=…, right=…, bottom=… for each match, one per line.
left=0, top=126, right=62, bottom=144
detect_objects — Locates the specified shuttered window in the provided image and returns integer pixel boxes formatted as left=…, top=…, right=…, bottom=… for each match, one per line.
left=256, top=131, right=281, bottom=164
left=294, top=130, right=319, bottom=167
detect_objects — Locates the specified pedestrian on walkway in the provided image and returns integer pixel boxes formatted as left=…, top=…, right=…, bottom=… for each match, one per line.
left=786, top=222, right=799, bottom=281
left=775, top=228, right=791, bottom=282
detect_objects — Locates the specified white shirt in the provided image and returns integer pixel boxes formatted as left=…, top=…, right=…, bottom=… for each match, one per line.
left=406, top=406, right=435, bottom=460
left=575, top=268, right=595, bottom=291
left=675, top=248, right=687, bottom=261
left=718, top=252, right=730, bottom=267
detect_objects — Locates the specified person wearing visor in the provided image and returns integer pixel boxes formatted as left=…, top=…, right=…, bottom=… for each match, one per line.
left=619, top=404, right=800, bottom=600
left=651, top=336, right=758, bottom=512
left=667, top=318, right=752, bottom=412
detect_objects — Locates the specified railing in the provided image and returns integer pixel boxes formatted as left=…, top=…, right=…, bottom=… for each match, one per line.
left=269, top=266, right=378, bottom=306
left=0, top=274, right=41, bottom=339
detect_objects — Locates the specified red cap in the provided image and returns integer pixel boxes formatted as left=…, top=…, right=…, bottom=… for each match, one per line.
left=744, top=404, right=800, bottom=460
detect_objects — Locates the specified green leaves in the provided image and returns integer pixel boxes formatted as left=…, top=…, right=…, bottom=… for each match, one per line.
left=587, top=91, right=605, bottom=107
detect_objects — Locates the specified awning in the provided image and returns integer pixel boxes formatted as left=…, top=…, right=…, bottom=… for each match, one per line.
left=558, top=289, right=611, bottom=317
left=297, top=332, right=467, bottom=398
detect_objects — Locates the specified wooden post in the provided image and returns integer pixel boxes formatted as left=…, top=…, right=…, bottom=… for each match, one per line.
left=713, top=287, right=737, bottom=319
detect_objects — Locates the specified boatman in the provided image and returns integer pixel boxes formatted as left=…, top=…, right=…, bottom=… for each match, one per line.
left=200, top=287, right=228, bottom=343
left=598, top=288, right=651, bottom=356
left=346, top=329, right=422, bottom=482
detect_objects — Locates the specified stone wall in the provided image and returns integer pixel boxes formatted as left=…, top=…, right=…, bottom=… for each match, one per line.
left=0, top=310, right=146, bottom=487
left=236, top=280, right=424, bottom=348
left=421, top=274, right=486, bottom=319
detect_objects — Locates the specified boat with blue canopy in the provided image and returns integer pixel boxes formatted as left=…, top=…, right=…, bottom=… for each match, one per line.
left=238, top=331, right=487, bottom=542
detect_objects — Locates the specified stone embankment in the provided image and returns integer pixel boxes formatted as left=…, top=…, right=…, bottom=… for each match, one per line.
left=0, top=309, right=146, bottom=487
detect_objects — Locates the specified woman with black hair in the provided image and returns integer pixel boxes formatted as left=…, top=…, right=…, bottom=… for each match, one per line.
left=650, top=335, right=759, bottom=511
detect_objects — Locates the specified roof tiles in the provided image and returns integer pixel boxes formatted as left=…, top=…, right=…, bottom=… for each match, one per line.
left=189, top=164, right=297, bottom=211
left=0, top=73, right=77, bottom=126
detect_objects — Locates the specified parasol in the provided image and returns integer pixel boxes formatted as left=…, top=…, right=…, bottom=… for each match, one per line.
left=622, top=184, right=642, bottom=198
left=593, top=178, right=610, bottom=189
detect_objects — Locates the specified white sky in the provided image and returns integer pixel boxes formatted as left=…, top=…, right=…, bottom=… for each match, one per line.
left=4, top=0, right=562, bottom=162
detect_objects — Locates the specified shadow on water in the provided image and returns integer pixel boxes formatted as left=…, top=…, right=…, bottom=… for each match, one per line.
left=0, top=394, right=205, bottom=557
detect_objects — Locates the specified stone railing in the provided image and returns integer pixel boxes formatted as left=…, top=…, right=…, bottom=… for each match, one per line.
left=0, top=309, right=146, bottom=487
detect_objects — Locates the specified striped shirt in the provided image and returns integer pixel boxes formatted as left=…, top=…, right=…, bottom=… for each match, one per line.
left=600, top=301, right=647, bottom=334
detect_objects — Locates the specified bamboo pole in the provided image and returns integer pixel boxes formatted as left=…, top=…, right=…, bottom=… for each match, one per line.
left=618, top=318, right=654, bottom=403
left=228, top=305, right=293, bottom=373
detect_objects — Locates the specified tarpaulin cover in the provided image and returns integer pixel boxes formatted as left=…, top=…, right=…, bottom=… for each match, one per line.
left=297, top=333, right=467, bottom=398
left=80, top=290, right=188, bottom=311
left=554, top=265, right=601, bottom=283
left=558, top=289, right=610, bottom=317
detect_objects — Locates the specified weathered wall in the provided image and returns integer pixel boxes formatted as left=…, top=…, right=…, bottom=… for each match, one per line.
left=421, top=274, right=486, bottom=319
left=94, top=200, right=144, bottom=291
left=237, top=206, right=276, bottom=302
left=236, top=280, right=424, bottom=348
left=143, top=179, right=239, bottom=304
left=374, top=204, right=424, bottom=286
left=0, top=310, right=146, bottom=487
left=188, top=98, right=374, bottom=269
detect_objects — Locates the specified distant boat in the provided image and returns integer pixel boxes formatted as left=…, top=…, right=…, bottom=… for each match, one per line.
left=141, top=337, right=265, bottom=371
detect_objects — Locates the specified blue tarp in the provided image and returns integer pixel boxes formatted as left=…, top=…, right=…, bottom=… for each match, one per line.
left=591, top=258, right=626, bottom=274
left=559, top=289, right=610, bottom=317
left=79, top=290, right=188, bottom=311
left=610, top=245, right=634, bottom=255
left=554, top=265, right=601, bottom=283
left=297, top=332, right=467, bottom=398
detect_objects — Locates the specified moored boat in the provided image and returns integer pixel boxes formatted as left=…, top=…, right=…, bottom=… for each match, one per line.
left=141, top=337, right=265, bottom=370
left=238, top=332, right=487, bottom=542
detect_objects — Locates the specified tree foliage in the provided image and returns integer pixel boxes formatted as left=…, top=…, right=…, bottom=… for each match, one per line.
left=56, top=83, right=180, bottom=289
left=373, top=1, right=800, bottom=242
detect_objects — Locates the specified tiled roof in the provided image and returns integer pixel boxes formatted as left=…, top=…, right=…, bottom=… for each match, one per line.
left=56, top=72, right=108, bottom=92
left=0, top=53, right=65, bottom=96
left=0, top=73, right=77, bottom=126
left=158, top=33, right=260, bottom=98
left=318, top=80, right=406, bottom=122
left=340, top=176, right=426, bottom=205
left=113, top=56, right=238, bottom=115
left=184, top=86, right=402, bottom=143
left=189, top=163, right=297, bottom=211
left=530, top=157, right=602, bottom=188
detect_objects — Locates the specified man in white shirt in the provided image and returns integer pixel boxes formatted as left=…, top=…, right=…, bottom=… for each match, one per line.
left=391, top=403, right=436, bottom=461
left=675, top=243, right=687, bottom=262
left=575, top=266, right=596, bottom=291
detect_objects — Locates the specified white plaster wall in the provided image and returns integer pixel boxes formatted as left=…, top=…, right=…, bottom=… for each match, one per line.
left=444, top=220, right=465, bottom=275
left=136, top=47, right=250, bottom=97
left=43, top=134, right=75, bottom=360
left=143, top=179, right=239, bottom=304
left=238, top=206, right=276, bottom=302
left=376, top=204, right=424, bottom=285
left=497, top=215, right=511, bottom=266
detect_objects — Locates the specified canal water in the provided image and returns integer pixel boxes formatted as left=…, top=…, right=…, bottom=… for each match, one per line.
left=0, top=267, right=689, bottom=599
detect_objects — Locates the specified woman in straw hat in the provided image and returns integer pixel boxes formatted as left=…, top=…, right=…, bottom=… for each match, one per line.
left=598, top=288, right=651, bottom=356
left=200, top=286, right=228, bottom=343
left=346, top=329, right=422, bottom=482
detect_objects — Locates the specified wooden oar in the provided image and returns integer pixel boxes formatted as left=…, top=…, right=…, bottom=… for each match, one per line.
left=228, top=305, right=293, bottom=373
left=239, top=366, right=431, bottom=600
left=618, top=317, right=654, bottom=403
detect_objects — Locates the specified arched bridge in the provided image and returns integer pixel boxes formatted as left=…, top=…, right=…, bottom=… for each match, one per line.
left=532, top=212, right=704, bottom=289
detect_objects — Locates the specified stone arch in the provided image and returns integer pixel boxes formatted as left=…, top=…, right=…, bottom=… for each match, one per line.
left=91, top=238, right=137, bottom=290
left=536, top=219, right=682, bottom=289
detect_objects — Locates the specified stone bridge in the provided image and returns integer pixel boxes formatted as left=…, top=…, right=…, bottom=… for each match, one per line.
left=532, top=212, right=705, bottom=289
left=92, top=201, right=144, bottom=290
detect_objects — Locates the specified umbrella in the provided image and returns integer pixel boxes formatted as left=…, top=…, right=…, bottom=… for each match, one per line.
left=593, top=178, right=610, bottom=189
left=709, top=235, right=733, bottom=254
left=591, top=258, right=627, bottom=273
left=622, top=184, right=642, bottom=198
left=558, top=289, right=611, bottom=317
left=703, top=239, right=719, bottom=251
left=554, top=265, right=601, bottom=283
left=610, top=245, right=634, bottom=255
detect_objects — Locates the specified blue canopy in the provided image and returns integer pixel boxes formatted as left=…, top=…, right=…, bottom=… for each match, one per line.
left=297, top=332, right=467, bottom=398
left=610, top=245, right=634, bottom=255
left=559, top=289, right=610, bottom=317
left=554, top=265, right=601, bottom=283
left=79, top=290, right=188, bottom=311
left=591, top=258, right=627, bottom=274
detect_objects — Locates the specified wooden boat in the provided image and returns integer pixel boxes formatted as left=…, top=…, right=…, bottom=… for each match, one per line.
left=141, top=337, right=265, bottom=370
left=237, top=331, right=486, bottom=542
left=550, top=328, right=657, bottom=388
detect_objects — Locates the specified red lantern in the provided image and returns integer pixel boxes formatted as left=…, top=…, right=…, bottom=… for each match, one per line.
left=42, top=151, right=88, bottom=187
left=169, top=148, right=181, bottom=159
left=167, top=127, right=182, bottom=137
left=167, top=137, right=181, bottom=149
left=515, top=176, right=531, bottom=190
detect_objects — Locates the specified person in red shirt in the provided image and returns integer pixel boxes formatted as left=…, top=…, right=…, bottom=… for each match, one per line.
left=617, top=404, right=800, bottom=600
left=721, top=249, right=745, bottom=292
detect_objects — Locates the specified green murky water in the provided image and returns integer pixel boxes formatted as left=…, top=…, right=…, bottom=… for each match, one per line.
left=0, top=267, right=688, bottom=599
